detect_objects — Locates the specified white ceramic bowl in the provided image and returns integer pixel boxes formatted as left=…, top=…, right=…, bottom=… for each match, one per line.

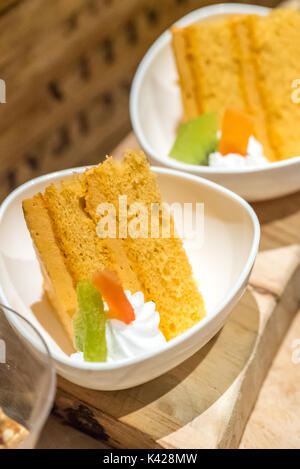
left=0, top=167, right=259, bottom=390
left=130, top=3, right=300, bottom=202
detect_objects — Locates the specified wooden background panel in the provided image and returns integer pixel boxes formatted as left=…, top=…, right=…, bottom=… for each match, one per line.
left=0, top=0, right=20, bottom=14
left=0, top=0, right=281, bottom=200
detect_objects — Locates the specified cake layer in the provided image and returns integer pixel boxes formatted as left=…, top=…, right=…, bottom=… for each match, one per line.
left=229, top=16, right=276, bottom=162
left=43, top=177, right=140, bottom=292
left=84, top=150, right=205, bottom=341
left=248, top=10, right=300, bottom=160
left=81, top=168, right=142, bottom=294
left=22, top=193, right=77, bottom=340
left=172, top=26, right=200, bottom=120
left=43, top=181, right=110, bottom=284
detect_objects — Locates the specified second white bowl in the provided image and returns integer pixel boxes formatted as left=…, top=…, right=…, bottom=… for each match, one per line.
left=130, top=3, right=300, bottom=201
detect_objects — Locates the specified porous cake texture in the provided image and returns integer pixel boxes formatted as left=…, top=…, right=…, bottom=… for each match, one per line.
left=23, top=151, right=205, bottom=342
left=172, top=9, right=300, bottom=161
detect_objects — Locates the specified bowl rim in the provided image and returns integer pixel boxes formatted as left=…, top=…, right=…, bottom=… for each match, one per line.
left=130, top=2, right=300, bottom=175
left=0, top=165, right=260, bottom=371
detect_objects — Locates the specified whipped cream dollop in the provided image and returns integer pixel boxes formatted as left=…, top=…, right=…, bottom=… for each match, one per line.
left=209, top=136, right=269, bottom=169
left=70, top=291, right=166, bottom=363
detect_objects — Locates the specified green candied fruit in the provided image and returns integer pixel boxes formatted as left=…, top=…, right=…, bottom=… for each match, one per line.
left=169, top=112, right=218, bottom=165
left=73, top=280, right=107, bottom=362
left=73, top=308, right=85, bottom=353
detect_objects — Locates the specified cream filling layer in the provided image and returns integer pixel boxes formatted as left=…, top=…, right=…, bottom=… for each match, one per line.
left=209, top=136, right=269, bottom=169
left=70, top=291, right=166, bottom=363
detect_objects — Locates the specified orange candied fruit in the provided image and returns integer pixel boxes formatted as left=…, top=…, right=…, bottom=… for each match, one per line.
left=93, top=269, right=135, bottom=324
left=218, top=109, right=255, bottom=157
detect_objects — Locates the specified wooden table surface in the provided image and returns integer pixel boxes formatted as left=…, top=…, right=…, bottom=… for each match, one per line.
left=37, top=0, right=300, bottom=449
left=37, top=131, right=300, bottom=449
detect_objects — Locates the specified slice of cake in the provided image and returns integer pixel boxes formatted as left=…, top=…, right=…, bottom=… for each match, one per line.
left=23, top=150, right=205, bottom=346
left=172, top=9, right=300, bottom=161
left=84, top=150, right=205, bottom=340
left=248, top=10, right=300, bottom=160
left=172, top=16, right=246, bottom=125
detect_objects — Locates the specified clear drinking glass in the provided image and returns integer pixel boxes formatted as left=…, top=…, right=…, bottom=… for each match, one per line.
left=0, top=305, right=56, bottom=448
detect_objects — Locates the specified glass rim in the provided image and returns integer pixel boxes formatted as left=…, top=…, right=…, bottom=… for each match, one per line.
left=0, top=303, right=56, bottom=440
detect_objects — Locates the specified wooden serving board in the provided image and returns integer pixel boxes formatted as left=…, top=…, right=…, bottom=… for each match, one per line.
left=53, top=244, right=300, bottom=449
left=49, top=127, right=300, bottom=449
left=240, top=307, right=300, bottom=449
